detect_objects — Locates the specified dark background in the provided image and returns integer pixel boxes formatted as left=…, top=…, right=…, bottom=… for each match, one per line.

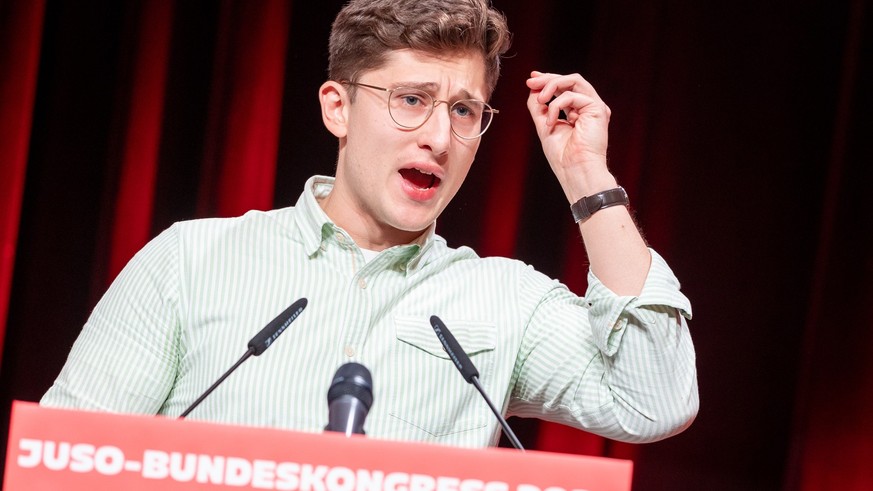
left=1, top=1, right=871, bottom=489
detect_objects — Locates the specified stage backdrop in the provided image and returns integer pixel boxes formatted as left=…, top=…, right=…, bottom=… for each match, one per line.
left=1, top=1, right=871, bottom=489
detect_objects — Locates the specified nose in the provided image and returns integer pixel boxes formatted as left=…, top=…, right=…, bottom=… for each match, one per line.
left=416, top=101, right=453, bottom=155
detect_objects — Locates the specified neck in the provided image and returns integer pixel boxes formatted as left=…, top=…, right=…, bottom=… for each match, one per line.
left=318, top=192, right=428, bottom=251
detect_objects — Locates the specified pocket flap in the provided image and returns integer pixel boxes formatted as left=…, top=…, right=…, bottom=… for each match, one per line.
left=394, top=316, right=496, bottom=359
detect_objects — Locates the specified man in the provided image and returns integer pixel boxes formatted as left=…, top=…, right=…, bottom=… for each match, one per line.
left=42, top=0, right=697, bottom=448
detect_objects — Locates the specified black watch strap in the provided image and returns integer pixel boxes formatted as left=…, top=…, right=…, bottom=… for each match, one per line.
left=570, top=186, right=629, bottom=223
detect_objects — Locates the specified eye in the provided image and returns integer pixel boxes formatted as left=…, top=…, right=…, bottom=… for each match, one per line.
left=452, top=101, right=480, bottom=119
left=394, top=91, right=428, bottom=108
left=402, top=95, right=422, bottom=106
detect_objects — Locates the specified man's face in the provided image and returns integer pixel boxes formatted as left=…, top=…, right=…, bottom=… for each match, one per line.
left=327, top=49, right=489, bottom=248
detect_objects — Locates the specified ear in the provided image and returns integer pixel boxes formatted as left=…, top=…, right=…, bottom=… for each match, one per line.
left=319, top=81, right=349, bottom=138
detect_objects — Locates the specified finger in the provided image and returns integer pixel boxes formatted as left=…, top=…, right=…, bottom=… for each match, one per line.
left=533, top=79, right=564, bottom=104
left=526, top=71, right=562, bottom=100
left=527, top=89, right=562, bottom=137
left=527, top=75, right=566, bottom=126
left=526, top=88, right=549, bottom=125
left=545, top=91, right=603, bottom=126
left=537, top=73, right=602, bottom=105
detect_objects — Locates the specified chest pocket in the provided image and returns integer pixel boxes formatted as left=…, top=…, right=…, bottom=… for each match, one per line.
left=385, top=316, right=497, bottom=438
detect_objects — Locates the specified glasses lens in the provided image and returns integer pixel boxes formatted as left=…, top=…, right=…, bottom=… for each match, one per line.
left=451, top=100, right=493, bottom=139
left=387, top=88, right=433, bottom=128
left=386, top=87, right=494, bottom=139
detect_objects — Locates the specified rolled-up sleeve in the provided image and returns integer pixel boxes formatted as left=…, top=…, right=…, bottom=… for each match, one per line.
left=509, top=249, right=698, bottom=443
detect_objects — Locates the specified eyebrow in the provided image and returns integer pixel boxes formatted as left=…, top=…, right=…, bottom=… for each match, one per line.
left=392, top=81, right=478, bottom=101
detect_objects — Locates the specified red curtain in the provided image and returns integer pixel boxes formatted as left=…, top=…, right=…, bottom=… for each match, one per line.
left=0, top=0, right=45, bottom=359
left=1, top=1, right=871, bottom=489
left=199, top=0, right=290, bottom=220
left=106, top=1, right=174, bottom=279
left=105, top=0, right=290, bottom=281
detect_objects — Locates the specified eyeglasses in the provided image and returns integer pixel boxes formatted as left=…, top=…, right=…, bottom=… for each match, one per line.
left=343, top=81, right=498, bottom=140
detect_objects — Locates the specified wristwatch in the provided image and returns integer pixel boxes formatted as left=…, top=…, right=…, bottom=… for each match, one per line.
left=570, top=186, right=629, bottom=223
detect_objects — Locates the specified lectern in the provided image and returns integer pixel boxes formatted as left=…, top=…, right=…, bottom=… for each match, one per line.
left=4, top=401, right=632, bottom=490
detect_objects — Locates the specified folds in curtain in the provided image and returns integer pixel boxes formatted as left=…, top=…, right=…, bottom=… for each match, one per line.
left=10, top=2, right=872, bottom=489
left=478, top=0, right=544, bottom=259
left=108, top=0, right=290, bottom=281
left=0, top=0, right=46, bottom=361
left=0, top=0, right=292, bottom=475
left=198, top=0, right=290, bottom=219
left=786, top=0, right=873, bottom=488
left=106, top=1, right=174, bottom=280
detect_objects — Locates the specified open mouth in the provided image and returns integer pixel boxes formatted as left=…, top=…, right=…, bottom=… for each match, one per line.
left=399, top=168, right=441, bottom=190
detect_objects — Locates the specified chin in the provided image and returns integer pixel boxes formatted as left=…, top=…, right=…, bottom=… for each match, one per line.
left=388, top=201, right=439, bottom=227
left=390, top=213, right=437, bottom=235
left=394, top=220, right=433, bottom=235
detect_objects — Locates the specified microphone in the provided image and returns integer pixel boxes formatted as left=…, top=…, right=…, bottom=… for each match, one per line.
left=179, top=297, right=308, bottom=418
left=430, top=315, right=525, bottom=451
left=325, top=362, right=373, bottom=436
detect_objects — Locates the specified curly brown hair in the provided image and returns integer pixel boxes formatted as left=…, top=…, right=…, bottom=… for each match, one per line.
left=328, top=0, right=512, bottom=98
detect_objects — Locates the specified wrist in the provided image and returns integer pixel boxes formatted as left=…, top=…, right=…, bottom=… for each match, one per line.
left=570, top=186, right=629, bottom=223
left=562, top=168, right=618, bottom=203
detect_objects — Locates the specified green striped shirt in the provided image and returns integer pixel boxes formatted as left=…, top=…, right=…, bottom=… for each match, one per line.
left=42, top=175, right=697, bottom=447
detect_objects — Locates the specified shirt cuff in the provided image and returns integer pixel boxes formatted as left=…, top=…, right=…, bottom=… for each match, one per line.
left=584, top=248, right=692, bottom=356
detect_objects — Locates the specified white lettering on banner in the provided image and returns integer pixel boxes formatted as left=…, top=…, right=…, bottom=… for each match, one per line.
left=485, top=481, right=510, bottom=491
left=69, top=443, right=96, bottom=473
left=253, top=459, right=278, bottom=489
left=518, top=485, right=592, bottom=491
left=356, top=468, right=386, bottom=491
left=225, top=457, right=253, bottom=486
left=43, top=440, right=70, bottom=470
left=301, top=463, right=329, bottom=491
left=17, top=439, right=117, bottom=474
left=142, top=450, right=169, bottom=479
left=410, top=473, right=434, bottom=491
left=198, top=454, right=226, bottom=484
left=326, top=465, right=356, bottom=491
left=93, top=445, right=125, bottom=475
left=459, top=479, right=484, bottom=491
left=172, top=452, right=198, bottom=481
left=436, top=476, right=461, bottom=491
left=124, top=459, right=143, bottom=472
left=17, top=439, right=44, bottom=468
left=276, top=462, right=301, bottom=490
left=385, top=471, right=409, bottom=491
left=15, top=438, right=553, bottom=491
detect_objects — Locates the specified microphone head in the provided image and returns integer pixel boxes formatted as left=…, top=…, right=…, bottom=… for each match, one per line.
left=248, top=297, right=308, bottom=355
left=430, top=315, right=479, bottom=383
left=327, top=362, right=374, bottom=409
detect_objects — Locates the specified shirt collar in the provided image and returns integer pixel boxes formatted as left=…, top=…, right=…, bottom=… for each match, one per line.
left=294, top=175, right=438, bottom=270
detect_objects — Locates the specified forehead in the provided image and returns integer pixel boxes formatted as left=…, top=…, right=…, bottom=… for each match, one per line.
left=364, top=49, right=489, bottom=99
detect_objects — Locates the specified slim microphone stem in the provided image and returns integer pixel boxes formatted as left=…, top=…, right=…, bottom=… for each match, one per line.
left=179, top=348, right=254, bottom=418
left=470, top=376, right=524, bottom=452
left=430, top=315, right=525, bottom=451
left=178, top=298, right=307, bottom=420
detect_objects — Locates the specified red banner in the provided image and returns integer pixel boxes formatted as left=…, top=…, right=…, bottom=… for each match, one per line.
left=4, top=401, right=632, bottom=490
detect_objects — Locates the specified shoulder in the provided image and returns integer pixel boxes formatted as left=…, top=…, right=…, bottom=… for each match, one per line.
left=428, top=238, right=565, bottom=294
left=162, top=207, right=299, bottom=250
left=171, top=207, right=297, bottom=237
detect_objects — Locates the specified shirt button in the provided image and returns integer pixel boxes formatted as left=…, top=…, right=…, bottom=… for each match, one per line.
left=358, top=278, right=367, bottom=289
left=344, top=346, right=355, bottom=357
left=334, top=232, right=345, bottom=243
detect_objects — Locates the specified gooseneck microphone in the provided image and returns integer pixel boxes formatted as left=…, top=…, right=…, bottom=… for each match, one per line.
left=179, top=297, right=308, bottom=418
left=325, top=362, right=373, bottom=436
left=430, top=315, right=525, bottom=451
